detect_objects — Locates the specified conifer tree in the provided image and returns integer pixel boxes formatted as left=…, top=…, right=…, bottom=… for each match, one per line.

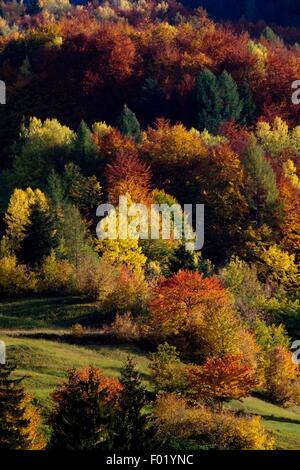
left=19, top=202, right=57, bottom=266
left=60, top=202, right=91, bottom=266
left=0, top=363, right=44, bottom=450
left=46, top=170, right=66, bottom=209
left=139, top=78, right=165, bottom=125
left=116, top=104, right=142, bottom=143
left=113, top=357, right=149, bottom=450
left=169, top=243, right=200, bottom=274
left=239, top=80, right=256, bottom=125
left=261, top=26, right=282, bottom=44
left=73, top=121, right=97, bottom=171
left=219, top=70, right=243, bottom=123
left=196, top=69, right=222, bottom=133
left=242, top=137, right=279, bottom=225
left=49, top=366, right=121, bottom=450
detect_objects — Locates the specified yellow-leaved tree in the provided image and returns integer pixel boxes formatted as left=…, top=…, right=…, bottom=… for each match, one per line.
left=95, top=194, right=147, bottom=274
left=4, top=187, right=48, bottom=252
left=153, top=394, right=274, bottom=450
left=258, top=244, right=299, bottom=294
left=8, top=117, right=75, bottom=189
left=256, top=117, right=300, bottom=157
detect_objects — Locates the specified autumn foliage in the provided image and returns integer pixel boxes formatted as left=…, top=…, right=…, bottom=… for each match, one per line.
left=1, top=0, right=300, bottom=451
left=264, top=346, right=300, bottom=407
left=106, top=149, right=152, bottom=205
left=149, top=270, right=242, bottom=358
left=149, top=270, right=230, bottom=335
left=51, top=365, right=122, bottom=406
left=186, top=354, right=258, bottom=401
left=153, top=394, right=274, bottom=450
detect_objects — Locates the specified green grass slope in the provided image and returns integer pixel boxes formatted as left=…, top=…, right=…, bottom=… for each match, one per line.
left=229, top=397, right=300, bottom=450
left=0, top=296, right=106, bottom=328
left=1, top=335, right=151, bottom=413
left=2, top=294, right=300, bottom=450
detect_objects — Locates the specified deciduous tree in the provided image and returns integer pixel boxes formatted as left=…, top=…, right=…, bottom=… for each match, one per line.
left=186, top=354, right=257, bottom=402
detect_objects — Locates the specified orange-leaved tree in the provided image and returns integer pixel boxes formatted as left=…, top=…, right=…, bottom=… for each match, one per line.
left=149, top=270, right=241, bottom=357
left=106, top=149, right=152, bottom=205
left=186, top=354, right=257, bottom=402
left=265, top=346, right=300, bottom=407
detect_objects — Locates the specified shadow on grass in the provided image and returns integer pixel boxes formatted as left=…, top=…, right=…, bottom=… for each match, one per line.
left=261, top=415, right=300, bottom=425
left=0, top=296, right=108, bottom=328
left=10, top=330, right=156, bottom=353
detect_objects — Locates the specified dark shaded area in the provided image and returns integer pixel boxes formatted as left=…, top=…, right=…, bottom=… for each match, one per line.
left=183, top=0, right=300, bottom=26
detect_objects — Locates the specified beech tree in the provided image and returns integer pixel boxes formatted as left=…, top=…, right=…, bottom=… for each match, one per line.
left=150, top=270, right=241, bottom=357
left=265, top=346, right=300, bottom=407
left=187, top=354, right=257, bottom=402
left=4, top=188, right=49, bottom=253
left=106, top=149, right=152, bottom=205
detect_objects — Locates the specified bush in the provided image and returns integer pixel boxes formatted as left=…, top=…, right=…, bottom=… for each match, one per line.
left=71, top=323, right=87, bottom=337
left=103, top=266, right=149, bottom=317
left=75, top=254, right=118, bottom=301
left=264, top=345, right=300, bottom=407
left=38, top=251, right=75, bottom=294
left=153, top=394, right=274, bottom=450
left=0, top=255, right=37, bottom=296
left=149, top=343, right=188, bottom=394
left=103, top=312, right=142, bottom=342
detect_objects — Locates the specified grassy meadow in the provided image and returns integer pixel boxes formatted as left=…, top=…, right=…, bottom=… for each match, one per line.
left=1, top=296, right=300, bottom=450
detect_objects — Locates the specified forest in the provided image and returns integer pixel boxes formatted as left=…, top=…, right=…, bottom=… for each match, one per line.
left=0, top=0, right=299, bottom=452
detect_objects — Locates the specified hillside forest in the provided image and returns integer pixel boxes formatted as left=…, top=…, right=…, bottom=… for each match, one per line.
left=0, top=0, right=299, bottom=451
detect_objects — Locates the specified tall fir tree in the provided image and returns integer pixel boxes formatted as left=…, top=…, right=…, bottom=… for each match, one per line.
left=239, top=80, right=257, bottom=125
left=48, top=366, right=120, bottom=450
left=219, top=70, right=243, bottom=123
left=73, top=121, right=97, bottom=172
left=113, top=357, right=149, bottom=451
left=116, top=104, right=142, bottom=143
left=19, top=202, right=57, bottom=266
left=0, top=363, right=44, bottom=450
left=242, top=137, right=279, bottom=226
left=60, top=202, right=92, bottom=266
left=46, top=170, right=67, bottom=209
left=196, top=69, right=222, bottom=133
left=261, top=26, right=282, bottom=44
left=139, top=78, right=165, bottom=126
left=169, top=243, right=200, bottom=274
